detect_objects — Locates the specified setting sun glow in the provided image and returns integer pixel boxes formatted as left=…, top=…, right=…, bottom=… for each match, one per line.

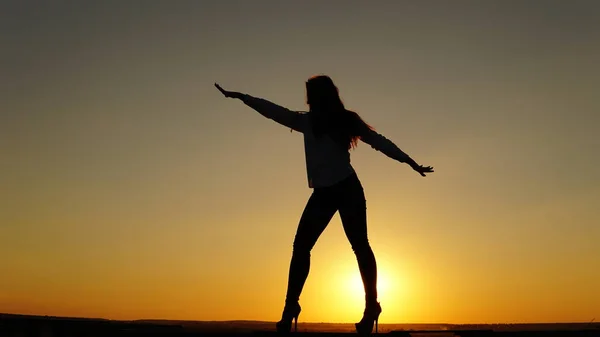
left=320, top=256, right=410, bottom=324
left=346, top=268, right=392, bottom=307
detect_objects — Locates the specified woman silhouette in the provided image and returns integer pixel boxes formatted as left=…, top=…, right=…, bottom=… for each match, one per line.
left=214, top=75, right=433, bottom=335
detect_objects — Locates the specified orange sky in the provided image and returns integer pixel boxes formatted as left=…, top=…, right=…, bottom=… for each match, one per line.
left=1, top=1, right=599, bottom=324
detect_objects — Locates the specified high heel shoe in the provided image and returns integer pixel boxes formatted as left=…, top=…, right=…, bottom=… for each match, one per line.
left=276, top=302, right=301, bottom=333
left=355, top=302, right=382, bottom=335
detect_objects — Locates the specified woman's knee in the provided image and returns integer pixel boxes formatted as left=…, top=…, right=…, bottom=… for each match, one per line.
left=292, top=240, right=313, bottom=257
left=350, top=238, right=372, bottom=255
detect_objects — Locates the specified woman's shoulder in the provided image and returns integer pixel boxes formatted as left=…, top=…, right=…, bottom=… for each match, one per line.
left=294, top=110, right=310, bottom=120
left=286, top=111, right=310, bottom=133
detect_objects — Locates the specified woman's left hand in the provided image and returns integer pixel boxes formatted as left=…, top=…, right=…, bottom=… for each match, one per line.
left=214, top=83, right=242, bottom=99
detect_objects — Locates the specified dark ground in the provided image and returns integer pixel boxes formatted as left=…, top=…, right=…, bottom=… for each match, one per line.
left=1, top=313, right=599, bottom=337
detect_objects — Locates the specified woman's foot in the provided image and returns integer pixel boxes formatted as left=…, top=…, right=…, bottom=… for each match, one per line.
left=276, top=302, right=301, bottom=333
left=355, top=302, right=382, bottom=335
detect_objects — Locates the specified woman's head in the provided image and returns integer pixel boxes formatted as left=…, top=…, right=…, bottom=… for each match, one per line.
left=305, top=75, right=373, bottom=150
left=305, top=75, right=343, bottom=111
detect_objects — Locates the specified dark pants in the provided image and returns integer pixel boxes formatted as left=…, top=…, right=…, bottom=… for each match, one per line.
left=284, top=172, right=378, bottom=307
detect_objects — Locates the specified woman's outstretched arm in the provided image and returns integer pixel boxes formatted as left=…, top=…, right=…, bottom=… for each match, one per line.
left=215, top=83, right=305, bottom=132
left=360, top=127, right=434, bottom=177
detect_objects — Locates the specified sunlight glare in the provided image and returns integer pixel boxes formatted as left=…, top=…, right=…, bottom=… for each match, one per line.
left=341, top=265, right=396, bottom=315
left=348, top=269, right=392, bottom=302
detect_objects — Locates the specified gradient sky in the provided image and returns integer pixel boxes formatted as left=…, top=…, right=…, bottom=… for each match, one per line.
left=1, top=0, right=599, bottom=324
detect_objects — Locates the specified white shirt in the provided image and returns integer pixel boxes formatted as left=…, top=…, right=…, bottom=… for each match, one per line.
left=241, top=94, right=410, bottom=188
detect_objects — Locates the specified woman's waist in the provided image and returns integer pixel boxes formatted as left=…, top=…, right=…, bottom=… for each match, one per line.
left=307, top=164, right=355, bottom=187
left=306, top=159, right=353, bottom=174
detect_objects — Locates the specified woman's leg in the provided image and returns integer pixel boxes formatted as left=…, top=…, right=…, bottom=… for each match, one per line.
left=284, top=188, right=338, bottom=305
left=338, top=177, right=378, bottom=306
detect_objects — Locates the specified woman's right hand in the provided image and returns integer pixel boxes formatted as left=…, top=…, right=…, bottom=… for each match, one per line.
left=214, top=83, right=242, bottom=99
left=413, top=164, right=434, bottom=177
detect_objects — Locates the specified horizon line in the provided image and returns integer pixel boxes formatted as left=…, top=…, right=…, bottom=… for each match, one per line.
left=1, top=312, right=597, bottom=326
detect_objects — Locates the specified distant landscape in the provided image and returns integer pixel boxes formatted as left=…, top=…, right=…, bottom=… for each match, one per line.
left=1, top=312, right=599, bottom=335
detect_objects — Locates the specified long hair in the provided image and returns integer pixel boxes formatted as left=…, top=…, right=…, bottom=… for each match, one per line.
left=305, top=75, right=373, bottom=150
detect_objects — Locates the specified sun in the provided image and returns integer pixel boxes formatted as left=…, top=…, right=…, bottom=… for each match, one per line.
left=336, top=264, right=397, bottom=319
left=348, top=269, right=391, bottom=302
left=324, top=256, right=411, bottom=322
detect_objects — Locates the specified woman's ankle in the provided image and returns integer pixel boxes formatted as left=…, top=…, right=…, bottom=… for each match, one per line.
left=285, top=299, right=300, bottom=307
left=365, top=298, right=379, bottom=308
